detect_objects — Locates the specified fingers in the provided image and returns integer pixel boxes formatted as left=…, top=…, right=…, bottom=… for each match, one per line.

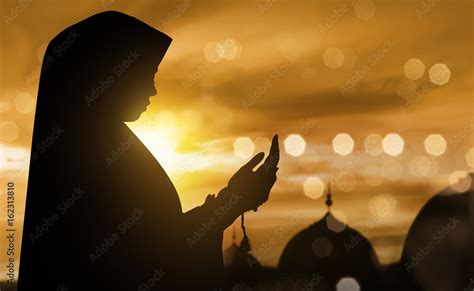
left=264, top=134, right=280, bottom=167
left=256, top=134, right=279, bottom=174
left=241, top=152, right=265, bottom=171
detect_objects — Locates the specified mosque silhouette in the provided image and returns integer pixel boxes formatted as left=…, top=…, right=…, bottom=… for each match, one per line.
left=223, top=174, right=474, bottom=291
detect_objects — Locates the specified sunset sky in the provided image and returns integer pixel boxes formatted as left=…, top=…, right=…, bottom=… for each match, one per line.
left=1, top=0, right=473, bottom=281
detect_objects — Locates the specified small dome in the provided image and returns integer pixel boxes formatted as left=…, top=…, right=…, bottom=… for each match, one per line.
left=278, top=185, right=382, bottom=289
left=223, top=229, right=262, bottom=287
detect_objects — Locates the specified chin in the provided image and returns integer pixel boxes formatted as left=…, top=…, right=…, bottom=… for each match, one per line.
left=124, top=111, right=145, bottom=122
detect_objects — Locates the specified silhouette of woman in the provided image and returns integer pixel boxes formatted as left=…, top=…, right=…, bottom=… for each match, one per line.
left=18, top=11, right=279, bottom=290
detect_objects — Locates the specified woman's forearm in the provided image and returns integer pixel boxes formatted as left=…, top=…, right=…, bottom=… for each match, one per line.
left=183, top=187, right=247, bottom=235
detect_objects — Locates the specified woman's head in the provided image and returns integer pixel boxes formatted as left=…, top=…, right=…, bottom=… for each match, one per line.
left=36, top=11, right=172, bottom=125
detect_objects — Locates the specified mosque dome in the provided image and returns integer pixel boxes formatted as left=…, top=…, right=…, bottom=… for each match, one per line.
left=278, top=185, right=382, bottom=290
left=400, top=172, right=473, bottom=291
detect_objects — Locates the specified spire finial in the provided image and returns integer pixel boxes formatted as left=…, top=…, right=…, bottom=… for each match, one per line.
left=325, top=183, right=333, bottom=212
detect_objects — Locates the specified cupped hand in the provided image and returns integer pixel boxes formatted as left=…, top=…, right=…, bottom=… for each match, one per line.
left=227, top=135, right=279, bottom=212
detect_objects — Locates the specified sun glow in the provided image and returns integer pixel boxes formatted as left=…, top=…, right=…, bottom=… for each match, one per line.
left=128, top=111, right=196, bottom=175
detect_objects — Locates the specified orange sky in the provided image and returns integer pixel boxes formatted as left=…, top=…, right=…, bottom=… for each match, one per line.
left=1, top=0, right=473, bottom=281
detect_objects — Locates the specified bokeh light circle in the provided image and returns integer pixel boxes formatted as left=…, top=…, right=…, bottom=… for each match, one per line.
left=449, top=171, right=471, bottom=193
left=424, top=134, right=447, bottom=156
left=336, top=277, right=361, bottom=291
left=429, top=63, right=451, bottom=85
left=312, top=237, right=333, bottom=258
left=404, top=58, right=425, bottom=80
left=304, top=177, right=325, bottom=199
left=323, top=48, right=345, bottom=69
left=0, top=121, right=19, bottom=142
left=284, top=134, right=306, bottom=157
left=382, top=134, right=404, bottom=156
left=364, top=134, right=384, bottom=156
left=233, top=137, right=255, bottom=159
left=333, top=133, right=354, bottom=156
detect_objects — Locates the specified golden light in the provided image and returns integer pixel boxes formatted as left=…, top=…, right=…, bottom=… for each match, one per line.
left=129, top=112, right=181, bottom=171
left=364, top=133, right=383, bottom=156
left=383, top=160, right=403, bottom=181
left=332, top=133, right=354, bottom=156
left=341, top=48, right=357, bottom=69
left=254, top=136, right=271, bottom=153
left=465, top=148, right=474, bottom=168
left=408, top=155, right=438, bottom=177
left=363, top=165, right=384, bottom=186
left=429, top=63, right=451, bottom=85
left=298, top=153, right=320, bottom=170
left=0, top=144, right=29, bottom=172
left=303, top=176, right=325, bottom=199
left=424, top=134, right=447, bottom=156
left=15, top=92, right=36, bottom=114
left=382, top=133, right=404, bottom=156
left=354, top=0, right=376, bottom=20
left=449, top=171, right=471, bottom=193
left=0, top=121, right=19, bottom=142
left=368, top=194, right=397, bottom=219
left=36, top=42, right=48, bottom=61
left=403, top=58, right=425, bottom=80
left=0, top=100, right=12, bottom=113
left=180, top=110, right=202, bottom=131
left=220, top=39, right=241, bottom=60
left=233, top=137, right=255, bottom=159
left=204, top=41, right=224, bottom=63
left=323, top=48, right=345, bottom=69
left=277, top=34, right=302, bottom=58
left=397, top=80, right=417, bottom=99
left=335, top=173, right=357, bottom=192
left=336, top=277, right=361, bottom=291
left=284, top=134, right=306, bottom=157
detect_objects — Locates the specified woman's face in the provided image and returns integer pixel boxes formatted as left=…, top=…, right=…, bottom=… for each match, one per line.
left=112, top=61, right=159, bottom=122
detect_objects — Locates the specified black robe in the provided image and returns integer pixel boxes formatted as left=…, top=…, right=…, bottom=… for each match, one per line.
left=18, top=123, right=238, bottom=290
